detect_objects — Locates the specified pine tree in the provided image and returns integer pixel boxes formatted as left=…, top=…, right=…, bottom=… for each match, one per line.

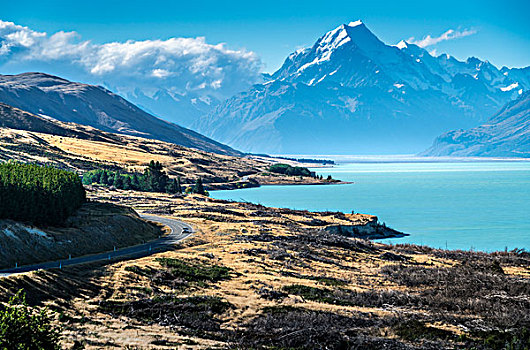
left=131, top=173, right=140, bottom=190
left=113, top=173, right=124, bottom=189
left=166, top=178, right=177, bottom=193
left=122, top=176, right=132, bottom=190
left=100, top=171, right=109, bottom=185
left=176, top=176, right=182, bottom=194
left=0, top=163, right=85, bottom=226
left=193, top=178, right=206, bottom=195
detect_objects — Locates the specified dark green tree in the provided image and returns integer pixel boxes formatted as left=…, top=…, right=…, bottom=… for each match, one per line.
left=0, top=163, right=86, bottom=226
left=269, top=163, right=312, bottom=177
left=166, top=178, right=178, bottom=193
left=176, top=176, right=182, bottom=194
left=144, top=160, right=167, bottom=192
left=131, top=173, right=140, bottom=190
left=192, top=178, right=207, bottom=195
left=112, top=172, right=124, bottom=189
left=122, top=176, right=132, bottom=190
left=100, top=171, right=109, bottom=185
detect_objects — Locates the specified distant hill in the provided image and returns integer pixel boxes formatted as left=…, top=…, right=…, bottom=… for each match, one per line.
left=422, top=91, right=530, bottom=158
left=195, top=21, right=529, bottom=154
left=0, top=102, right=329, bottom=189
left=0, top=102, right=122, bottom=143
left=0, top=72, right=240, bottom=156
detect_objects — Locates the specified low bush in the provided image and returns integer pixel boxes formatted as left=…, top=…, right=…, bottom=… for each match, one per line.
left=0, top=290, right=60, bottom=349
left=155, top=258, right=232, bottom=285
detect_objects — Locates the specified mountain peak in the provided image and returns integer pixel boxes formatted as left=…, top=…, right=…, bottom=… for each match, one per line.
left=346, top=20, right=364, bottom=28
left=316, top=20, right=379, bottom=53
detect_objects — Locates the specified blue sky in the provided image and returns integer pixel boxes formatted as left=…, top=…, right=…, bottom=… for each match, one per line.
left=2, top=0, right=529, bottom=72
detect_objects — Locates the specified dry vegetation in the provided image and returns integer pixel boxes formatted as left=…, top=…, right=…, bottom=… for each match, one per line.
left=0, top=189, right=528, bottom=349
left=0, top=124, right=336, bottom=190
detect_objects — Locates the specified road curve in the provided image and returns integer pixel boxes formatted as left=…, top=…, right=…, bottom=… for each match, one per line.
left=0, top=214, right=193, bottom=276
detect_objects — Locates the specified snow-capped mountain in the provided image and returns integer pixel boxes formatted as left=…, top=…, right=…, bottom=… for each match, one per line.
left=422, top=91, right=530, bottom=157
left=195, top=21, right=529, bottom=154
left=104, top=72, right=271, bottom=129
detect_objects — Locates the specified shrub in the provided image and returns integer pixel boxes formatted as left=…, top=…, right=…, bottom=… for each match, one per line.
left=155, top=258, right=232, bottom=283
left=0, top=290, right=61, bottom=349
left=0, top=162, right=86, bottom=226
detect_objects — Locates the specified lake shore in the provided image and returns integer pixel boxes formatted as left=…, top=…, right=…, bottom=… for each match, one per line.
left=212, top=161, right=530, bottom=252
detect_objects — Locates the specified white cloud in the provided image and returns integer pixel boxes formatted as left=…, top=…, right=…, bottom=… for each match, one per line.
left=0, top=20, right=263, bottom=99
left=408, top=28, right=476, bottom=48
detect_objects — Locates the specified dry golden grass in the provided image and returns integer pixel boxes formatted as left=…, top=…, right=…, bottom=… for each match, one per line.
left=1, top=126, right=336, bottom=189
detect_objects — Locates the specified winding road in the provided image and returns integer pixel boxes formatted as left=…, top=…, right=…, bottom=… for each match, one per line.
left=0, top=214, right=193, bottom=276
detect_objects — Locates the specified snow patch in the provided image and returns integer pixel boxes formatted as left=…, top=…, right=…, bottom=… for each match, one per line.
left=519, top=89, right=523, bottom=95
left=395, top=40, right=408, bottom=49
left=347, top=20, right=363, bottom=27
left=393, top=83, right=404, bottom=89
left=26, top=227, right=49, bottom=238
left=296, top=23, right=353, bottom=73
left=38, top=114, right=58, bottom=121
left=198, top=96, right=212, bottom=105
left=2, top=228, right=17, bottom=239
left=316, top=74, right=327, bottom=84
left=500, top=82, right=519, bottom=92
left=340, top=96, right=358, bottom=113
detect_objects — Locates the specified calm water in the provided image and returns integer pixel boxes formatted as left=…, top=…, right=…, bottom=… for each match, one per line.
left=212, top=161, right=530, bottom=252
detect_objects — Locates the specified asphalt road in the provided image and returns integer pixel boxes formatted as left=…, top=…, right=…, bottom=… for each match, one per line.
left=0, top=214, right=193, bottom=276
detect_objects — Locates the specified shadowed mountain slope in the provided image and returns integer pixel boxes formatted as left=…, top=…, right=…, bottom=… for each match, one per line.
left=422, top=91, right=530, bottom=157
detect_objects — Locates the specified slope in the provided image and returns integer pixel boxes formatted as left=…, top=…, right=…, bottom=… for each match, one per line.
left=422, top=91, right=530, bottom=157
left=0, top=72, right=240, bottom=156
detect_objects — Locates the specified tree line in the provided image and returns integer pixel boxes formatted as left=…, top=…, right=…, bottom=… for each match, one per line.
left=269, top=163, right=314, bottom=177
left=0, top=162, right=86, bottom=226
left=82, top=160, right=208, bottom=195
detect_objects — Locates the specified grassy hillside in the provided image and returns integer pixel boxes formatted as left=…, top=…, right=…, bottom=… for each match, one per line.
left=0, top=103, right=335, bottom=190
left=0, top=202, right=162, bottom=269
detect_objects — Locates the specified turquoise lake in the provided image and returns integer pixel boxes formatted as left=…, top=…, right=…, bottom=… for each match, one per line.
left=211, top=161, right=530, bottom=252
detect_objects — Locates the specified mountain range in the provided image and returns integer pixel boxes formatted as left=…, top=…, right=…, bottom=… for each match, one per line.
left=194, top=21, right=530, bottom=154
left=0, top=72, right=240, bottom=156
left=422, top=91, right=530, bottom=157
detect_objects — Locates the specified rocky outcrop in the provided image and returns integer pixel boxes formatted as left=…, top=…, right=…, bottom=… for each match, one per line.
left=324, top=217, right=406, bottom=239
